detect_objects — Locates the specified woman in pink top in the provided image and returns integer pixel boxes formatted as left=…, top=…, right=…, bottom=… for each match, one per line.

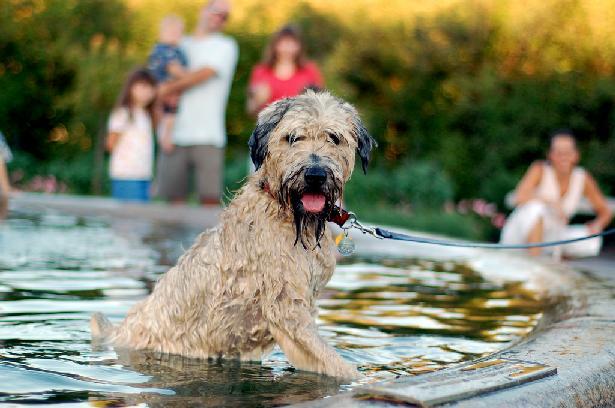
left=247, top=25, right=324, bottom=116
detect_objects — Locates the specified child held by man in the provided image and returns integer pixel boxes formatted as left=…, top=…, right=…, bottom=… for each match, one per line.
left=147, top=15, right=189, bottom=154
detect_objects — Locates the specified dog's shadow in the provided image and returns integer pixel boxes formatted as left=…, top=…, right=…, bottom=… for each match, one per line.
left=91, top=346, right=345, bottom=407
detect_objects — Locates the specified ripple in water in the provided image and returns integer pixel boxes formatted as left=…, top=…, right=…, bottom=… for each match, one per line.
left=0, top=209, right=544, bottom=407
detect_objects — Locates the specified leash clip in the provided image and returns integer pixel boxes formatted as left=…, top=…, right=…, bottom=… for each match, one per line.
left=343, top=212, right=383, bottom=239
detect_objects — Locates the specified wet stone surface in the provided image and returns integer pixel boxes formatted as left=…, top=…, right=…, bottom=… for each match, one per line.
left=360, top=357, right=556, bottom=407
left=0, top=209, right=545, bottom=407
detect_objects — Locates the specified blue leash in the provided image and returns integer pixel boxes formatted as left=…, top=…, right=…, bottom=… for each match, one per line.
left=373, top=226, right=615, bottom=249
left=330, top=206, right=615, bottom=250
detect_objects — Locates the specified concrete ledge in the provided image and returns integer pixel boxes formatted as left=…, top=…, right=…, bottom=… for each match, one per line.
left=11, top=193, right=615, bottom=407
left=12, top=192, right=221, bottom=228
left=296, top=231, right=615, bottom=407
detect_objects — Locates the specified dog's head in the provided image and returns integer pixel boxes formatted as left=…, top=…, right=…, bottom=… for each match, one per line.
left=248, top=90, right=376, bottom=247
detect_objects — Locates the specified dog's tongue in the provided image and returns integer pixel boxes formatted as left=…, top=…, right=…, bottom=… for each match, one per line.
left=301, top=193, right=326, bottom=213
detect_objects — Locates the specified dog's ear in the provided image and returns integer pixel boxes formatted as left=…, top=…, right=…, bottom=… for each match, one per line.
left=354, top=117, right=377, bottom=174
left=248, top=98, right=293, bottom=170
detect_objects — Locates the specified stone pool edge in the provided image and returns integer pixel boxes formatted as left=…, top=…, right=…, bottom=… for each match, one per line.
left=298, top=228, right=615, bottom=408
left=13, top=193, right=615, bottom=407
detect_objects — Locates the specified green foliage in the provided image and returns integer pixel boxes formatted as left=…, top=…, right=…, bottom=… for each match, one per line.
left=220, top=154, right=491, bottom=240
left=347, top=204, right=495, bottom=242
left=345, top=161, right=453, bottom=210
left=10, top=150, right=104, bottom=194
left=223, top=152, right=249, bottom=200
left=2, top=0, right=615, bottom=230
left=0, top=0, right=134, bottom=160
left=331, top=4, right=615, bottom=203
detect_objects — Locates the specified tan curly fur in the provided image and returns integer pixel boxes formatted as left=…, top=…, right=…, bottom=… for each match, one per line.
left=91, top=90, right=375, bottom=379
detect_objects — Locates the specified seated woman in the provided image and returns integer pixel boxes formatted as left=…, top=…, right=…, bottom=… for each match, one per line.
left=0, top=131, right=12, bottom=196
left=500, top=130, right=613, bottom=258
left=0, top=131, right=13, bottom=219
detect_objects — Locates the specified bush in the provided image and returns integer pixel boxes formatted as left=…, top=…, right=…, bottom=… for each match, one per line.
left=345, top=160, right=454, bottom=210
left=2, top=0, right=615, bottom=209
left=223, top=152, right=249, bottom=200
left=346, top=204, right=496, bottom=241
left=8, top=150, right=104, bottom=194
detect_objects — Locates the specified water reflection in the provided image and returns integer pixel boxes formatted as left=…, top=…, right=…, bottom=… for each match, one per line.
left=0, top=209, right=544, bottom=406
left=85, top=349, right=345, bottom=407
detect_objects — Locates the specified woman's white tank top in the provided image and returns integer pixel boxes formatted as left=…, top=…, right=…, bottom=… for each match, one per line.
left=536, top=164, right=586, bottom=217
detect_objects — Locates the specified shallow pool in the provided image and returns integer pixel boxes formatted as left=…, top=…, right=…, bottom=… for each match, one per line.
left=0, top=209, right=544, bottom=407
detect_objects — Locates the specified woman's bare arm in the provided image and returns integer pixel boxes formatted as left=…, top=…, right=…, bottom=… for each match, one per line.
left=246, top=84, right=271, bottom=117
left=514, top=161, right=543, bottom=205
left=0, top=156, right=10, bottom=197
left=246, top=88, right=260, bottom=117
left=584, top=174, right=613, bottom=233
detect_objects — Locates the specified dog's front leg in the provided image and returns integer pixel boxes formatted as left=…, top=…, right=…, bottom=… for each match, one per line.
left=265, top=295, right=359, bottom=380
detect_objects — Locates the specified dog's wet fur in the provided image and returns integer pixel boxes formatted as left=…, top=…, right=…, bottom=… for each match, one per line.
left=91, top=90, right=376, bottom=379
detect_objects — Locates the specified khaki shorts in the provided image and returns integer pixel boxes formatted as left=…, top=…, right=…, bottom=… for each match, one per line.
left=157, top=145, right=223, bottom=202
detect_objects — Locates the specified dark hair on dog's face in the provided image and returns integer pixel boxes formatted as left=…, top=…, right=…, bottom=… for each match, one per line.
left=280, top=163, right=342, bottom=248
left=248, top=91, right=376, bottom=247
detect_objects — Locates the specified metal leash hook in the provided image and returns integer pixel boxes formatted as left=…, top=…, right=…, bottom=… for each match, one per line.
left=344, top=212, right=384, bottom=240
left=335, top=211, right=383, bottom=257
left=335, top=213, right=356, bottom=256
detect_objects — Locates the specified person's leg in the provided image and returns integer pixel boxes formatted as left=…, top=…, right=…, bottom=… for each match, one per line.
left=0, top=156, right=10, bottom=198
left=560, top=225, right=602, bottom=259
left=111, top=179, right=147, bottom=202
left=527, top=217, right=544, bottom=257
left=0, top=195, right=7, bottom=219
left=159, top=95, right=180, bottom=154
left=159, top=114, right=176, bottom=154
left=111, top=179, right=134, bottom=201
left=0, top=156, right=7, bottom=219
left=157, top=146, right=189, bottom=204
left=137, top=180, right=151, bottom=202
left=192, top=145, right=223, bottom=206
left=111, top=179, right=124, bottom=200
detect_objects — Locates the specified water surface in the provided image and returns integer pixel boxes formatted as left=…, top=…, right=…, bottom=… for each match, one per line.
left=0, top=209, right=544, bottom=407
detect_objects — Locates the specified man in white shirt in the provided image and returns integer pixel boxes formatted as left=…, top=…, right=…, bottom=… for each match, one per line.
left=157, top=0, right=238, bottom=205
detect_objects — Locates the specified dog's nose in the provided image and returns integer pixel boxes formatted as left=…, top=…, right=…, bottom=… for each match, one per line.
left=304, top=167, right=327, bottom=187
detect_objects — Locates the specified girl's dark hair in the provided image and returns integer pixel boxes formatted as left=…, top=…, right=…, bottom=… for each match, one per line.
left=115, top=67, right=157, bottom=123
left=262, top=24, right=307, bottom=69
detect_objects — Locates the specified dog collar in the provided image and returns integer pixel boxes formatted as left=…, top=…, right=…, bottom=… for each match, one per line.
left=260, top=181, right=350, bottom=228
left=261, top=181, right=273, bottom=198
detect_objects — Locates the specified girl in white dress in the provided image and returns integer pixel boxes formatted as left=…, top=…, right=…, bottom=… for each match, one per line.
left=106, top=68, right=157, bottom=202
left=500, top=131, right=612, bottom=258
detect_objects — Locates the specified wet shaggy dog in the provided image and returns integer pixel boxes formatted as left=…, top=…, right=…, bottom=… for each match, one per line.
left=91, top=90, right=376, bottom=379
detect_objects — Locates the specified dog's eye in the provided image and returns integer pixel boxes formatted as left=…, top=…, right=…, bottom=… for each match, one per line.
left=327, top=132, right=340, bottom=145
left=286, top=134, right=303, bottom=145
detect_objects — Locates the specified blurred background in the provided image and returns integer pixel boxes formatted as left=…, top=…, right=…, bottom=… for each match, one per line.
left=2, top=0, right=614, bottom=241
